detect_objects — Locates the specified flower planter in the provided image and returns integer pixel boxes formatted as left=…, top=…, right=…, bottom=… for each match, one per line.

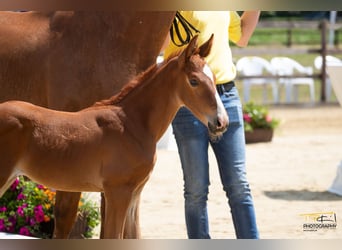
left=243, top=102, right=279, bottom=144
left=69, top=212, right=89, bottom=239
left=40, top=212, right=88, bottom=238
left=245, top=128, right=274, bottom=144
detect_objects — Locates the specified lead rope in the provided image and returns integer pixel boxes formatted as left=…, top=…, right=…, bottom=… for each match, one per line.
left=170, top=11, right=200, bottom=47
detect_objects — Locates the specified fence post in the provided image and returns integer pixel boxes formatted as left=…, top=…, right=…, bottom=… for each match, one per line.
left=320, top=20, right=328, bottom=102
left=287, top=29, right=292, bottom=47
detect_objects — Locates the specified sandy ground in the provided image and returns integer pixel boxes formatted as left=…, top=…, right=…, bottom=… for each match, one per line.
left=87, top=104, right=342, bottom=239
left=141, top=104, right=342, bottom=239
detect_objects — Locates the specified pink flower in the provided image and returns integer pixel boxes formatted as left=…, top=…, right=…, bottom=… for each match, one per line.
left=19, top=226, right=31, bottom=236
left=37, top=184, right=45, bottom=189
left=0, top=206, right=7, bottom=213
left=17, top=192, right=26, bottom=200
left=17, top=206, right=25, bottom=217
left=10, top=178, right=19, bottom=191
left=29, top=218, right=36, bottom=226
left=243, top=113, right=252, bottom=123
left=265, top=114, right=273, bottom=123
left=34, top=205, right=45, bottom=223
left=8, top=216, right=16, bottom=224
left=34, top=205, right=43, bottom=212
left=35, top=213, right=45, bottom=223
left=0, top=219, right=6, bottom=232
left=7, top=217, right=16, bottom=233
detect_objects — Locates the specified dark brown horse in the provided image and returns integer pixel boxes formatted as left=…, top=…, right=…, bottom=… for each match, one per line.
left=0, top=35, right=228, bottom=238
left=0, top=11, right=175, bottom=238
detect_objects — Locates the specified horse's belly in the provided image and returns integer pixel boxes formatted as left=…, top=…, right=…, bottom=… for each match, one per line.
left=19, top=157, right=104, bottom=192
left=25, top=173, right=103, bottom=192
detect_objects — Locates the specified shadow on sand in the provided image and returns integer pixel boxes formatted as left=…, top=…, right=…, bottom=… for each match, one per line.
left=264, top=189, right=342, bottom=201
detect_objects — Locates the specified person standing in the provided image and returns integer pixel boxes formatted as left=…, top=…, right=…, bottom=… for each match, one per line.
left=164, top=11, right=260, bottom=239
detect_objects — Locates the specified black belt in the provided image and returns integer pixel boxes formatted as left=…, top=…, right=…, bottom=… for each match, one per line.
left=216, top=81, right=235, bottom=95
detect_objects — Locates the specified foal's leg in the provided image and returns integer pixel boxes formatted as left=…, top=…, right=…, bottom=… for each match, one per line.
left=123, top=195, right=141, bottom=238
left=123, top=181, right=147, bottom=238
left=101, top=192, right=142, bottom=238
left=53, top=191, right=81, bottom=239
left=103, top=187, right=133, bottom=239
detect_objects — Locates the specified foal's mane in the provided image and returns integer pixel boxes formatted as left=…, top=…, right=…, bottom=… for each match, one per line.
left=93, top=51, right=182, bottom=107
left=92, top=63, right=159, bottom=106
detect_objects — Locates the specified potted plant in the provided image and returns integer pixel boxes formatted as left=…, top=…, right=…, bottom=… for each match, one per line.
left=0, top=176, right=100, bottom=238
left=243, top=102, right=279, bottom=143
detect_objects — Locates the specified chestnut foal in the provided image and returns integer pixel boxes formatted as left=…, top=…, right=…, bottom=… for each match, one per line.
left=0, top=35, right=228, bottom=238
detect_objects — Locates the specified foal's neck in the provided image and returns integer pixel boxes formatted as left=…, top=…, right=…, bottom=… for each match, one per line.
left=120, top=60, right=182, bottom=144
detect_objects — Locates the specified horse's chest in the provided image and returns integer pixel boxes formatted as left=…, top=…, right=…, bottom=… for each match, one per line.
left=103, top=145, right=156, bottom=185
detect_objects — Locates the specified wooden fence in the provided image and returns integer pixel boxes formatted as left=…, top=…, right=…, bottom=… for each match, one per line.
left=232, top=20, right=342, bottom=102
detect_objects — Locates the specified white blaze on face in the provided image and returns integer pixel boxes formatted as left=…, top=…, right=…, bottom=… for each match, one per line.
left=203, top=64, right=214, bottom=82
left=203, top=64, right=227, bottom=124
left=215, top=90, right=228, bottom=125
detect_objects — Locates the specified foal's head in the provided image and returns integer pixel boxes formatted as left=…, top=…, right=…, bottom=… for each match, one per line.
left=172, top=34, right=228, bottom=140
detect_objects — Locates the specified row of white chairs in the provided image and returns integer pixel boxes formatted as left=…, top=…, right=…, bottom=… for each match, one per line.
left=236, top=55, right=342, bottom=103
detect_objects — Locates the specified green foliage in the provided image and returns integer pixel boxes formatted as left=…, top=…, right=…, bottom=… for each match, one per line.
left=243, top=102, right=279, bottom=132
left=78, top=196, right=100, bottom=238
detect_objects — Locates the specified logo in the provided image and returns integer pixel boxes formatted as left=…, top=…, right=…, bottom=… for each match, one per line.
left=300, top=212, right=337, bottom=232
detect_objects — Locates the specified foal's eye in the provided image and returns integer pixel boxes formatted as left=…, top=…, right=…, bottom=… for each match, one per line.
left=189, top=79, right=199, bottom=87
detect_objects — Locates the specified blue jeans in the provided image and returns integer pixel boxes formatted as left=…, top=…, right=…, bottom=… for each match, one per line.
left=172, top=87, right=259, bottom=239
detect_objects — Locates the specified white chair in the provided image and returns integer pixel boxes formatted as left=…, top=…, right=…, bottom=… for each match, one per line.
left=270, top=57, right=315, bottom=103
left=236, top=56, right=278, bottom=103
left=314, top=55, right=342, bottom=101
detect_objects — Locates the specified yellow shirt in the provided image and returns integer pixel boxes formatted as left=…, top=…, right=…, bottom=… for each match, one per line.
left=164, top=11, right=242, bottom=84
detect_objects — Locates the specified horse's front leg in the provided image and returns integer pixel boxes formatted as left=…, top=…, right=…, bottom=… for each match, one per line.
left=53, top=191, right=81, bottom=239
left=100, top=192, right=140, bottom=239
left=123, top=194, right=141, bottom=238
left=123, top=180, right=148, bottom=239
left=103, top=186, right=133, bottom=239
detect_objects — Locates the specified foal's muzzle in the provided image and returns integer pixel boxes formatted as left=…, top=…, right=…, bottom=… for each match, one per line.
left=207, top=91, right=229, bottom=141
left=208, top=115, right=228, bottom=141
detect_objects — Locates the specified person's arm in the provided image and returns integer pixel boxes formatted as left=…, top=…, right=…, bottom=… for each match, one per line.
left=236, top=11, right=260, bottom=47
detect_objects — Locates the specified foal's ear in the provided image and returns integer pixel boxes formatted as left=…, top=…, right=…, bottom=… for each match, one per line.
left=178, top=35, right=199, bottom=66
left=198, top=34, right=214, bottom=58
